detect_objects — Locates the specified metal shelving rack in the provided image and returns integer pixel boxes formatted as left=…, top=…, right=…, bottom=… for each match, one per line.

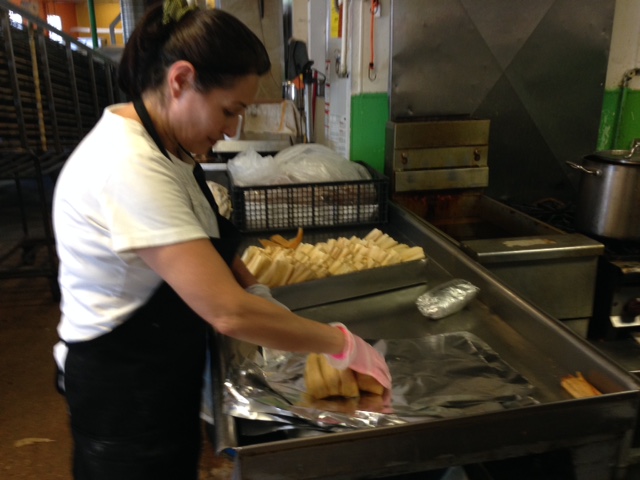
left=0, top=1, right=122, bottom=299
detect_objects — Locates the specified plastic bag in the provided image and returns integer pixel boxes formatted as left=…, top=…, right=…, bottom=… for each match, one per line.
left=228, top=144, right=372, bottom=186
left=274, top=144, right=371, bottom=183
left=227, top=148, right=286, bottom=186
left=416, top=279, right=480, bottom=320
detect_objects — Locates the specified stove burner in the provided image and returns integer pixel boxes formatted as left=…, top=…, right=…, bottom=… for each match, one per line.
left=511, top=198, right=640, bottom=260
left=600, top=240, right=640, bottom=261
left=508, top=198, right=576, bottom=233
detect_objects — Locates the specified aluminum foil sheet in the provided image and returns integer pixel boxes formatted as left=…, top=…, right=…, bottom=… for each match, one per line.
left=223, top=332, right=538, bottom=433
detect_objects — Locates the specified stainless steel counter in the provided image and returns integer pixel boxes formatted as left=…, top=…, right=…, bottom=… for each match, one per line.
left=211, top=203, right=640, bottom=480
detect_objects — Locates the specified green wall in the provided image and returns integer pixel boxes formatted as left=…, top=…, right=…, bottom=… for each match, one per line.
left=350, top=93, right=389, bottom=172
left=598, top=87, right=640, bottom=151
left=352, top=89, right=640, bottom=168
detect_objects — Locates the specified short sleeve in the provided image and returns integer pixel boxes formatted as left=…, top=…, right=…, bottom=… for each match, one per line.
left=103, top=139, right=216, bottom=253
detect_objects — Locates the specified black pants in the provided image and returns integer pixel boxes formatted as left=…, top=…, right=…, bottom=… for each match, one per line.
left=63, top=284, right=208, bottom=480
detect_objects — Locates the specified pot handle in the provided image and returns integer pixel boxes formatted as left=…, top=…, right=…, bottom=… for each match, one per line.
left=624, top=138, right=640, bottom=158
left=566, top=161, right=602, bottom=176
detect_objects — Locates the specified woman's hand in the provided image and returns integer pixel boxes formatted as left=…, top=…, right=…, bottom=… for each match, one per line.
left=325, top=323, right=392, bottom=391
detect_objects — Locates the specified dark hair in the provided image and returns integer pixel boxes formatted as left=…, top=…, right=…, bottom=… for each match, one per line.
left=118, top=5, right=271, bottom=99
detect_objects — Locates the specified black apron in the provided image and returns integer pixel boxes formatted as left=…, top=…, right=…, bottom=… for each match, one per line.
left=62, top=99, right=240, bottom=480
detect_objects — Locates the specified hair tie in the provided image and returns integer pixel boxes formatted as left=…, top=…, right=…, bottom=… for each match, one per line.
left=163, top=0, right=198, bottom=25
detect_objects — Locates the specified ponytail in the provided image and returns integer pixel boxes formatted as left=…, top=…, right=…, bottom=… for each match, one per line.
left=118, top=5, right=172, bottom=99
left=117, top=5, right=271, bottom=100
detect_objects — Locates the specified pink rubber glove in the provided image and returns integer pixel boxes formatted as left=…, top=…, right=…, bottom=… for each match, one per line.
left=324, top=322, right=392, bottom=391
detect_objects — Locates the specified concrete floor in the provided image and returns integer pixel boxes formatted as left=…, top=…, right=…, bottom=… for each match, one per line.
left=0, top=274, right=70, bottom=479
left=0, top=272, right=235, bottom=480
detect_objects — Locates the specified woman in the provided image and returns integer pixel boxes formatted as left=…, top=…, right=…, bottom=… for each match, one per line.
left=52, top=2, right=391, bottom=479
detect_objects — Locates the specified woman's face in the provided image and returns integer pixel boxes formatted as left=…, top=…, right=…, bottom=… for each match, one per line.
left=169, top=74, right=260, bottom=155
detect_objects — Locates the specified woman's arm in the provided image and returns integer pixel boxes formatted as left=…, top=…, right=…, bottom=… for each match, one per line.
left=229, top=255, right=259, bottom=289
left=134, top=238, right=344, bottom=355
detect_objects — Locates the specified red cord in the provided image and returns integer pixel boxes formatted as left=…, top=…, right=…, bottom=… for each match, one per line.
left=369, top=0, right=377, bottom=80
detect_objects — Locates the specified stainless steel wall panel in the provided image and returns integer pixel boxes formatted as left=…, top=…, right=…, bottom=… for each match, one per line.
left=390, top=0, right=504, bottom=117
left=389, top=0, right=615, bottom=203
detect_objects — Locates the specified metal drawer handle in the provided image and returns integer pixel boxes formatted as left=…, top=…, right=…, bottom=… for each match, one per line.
left=566, top=161, right=602, bottom=176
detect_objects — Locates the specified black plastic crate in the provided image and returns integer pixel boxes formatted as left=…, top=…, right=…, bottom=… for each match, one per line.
left=229, top=162, right=389, bottom=233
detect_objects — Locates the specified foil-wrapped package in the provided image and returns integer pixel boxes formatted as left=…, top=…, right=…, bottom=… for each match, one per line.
left=416, top=279, right=480, bottom=319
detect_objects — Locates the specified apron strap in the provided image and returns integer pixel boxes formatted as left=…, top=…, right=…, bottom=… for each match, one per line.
left=192, top=162, right=221, bottom=217
left=133, top=98, right=171, bottom=160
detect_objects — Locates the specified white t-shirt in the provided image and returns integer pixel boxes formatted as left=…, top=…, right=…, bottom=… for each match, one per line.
left=53, top=104, right=220, bottom=368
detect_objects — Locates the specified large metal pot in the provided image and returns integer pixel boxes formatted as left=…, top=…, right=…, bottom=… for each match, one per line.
left=567, top=149, right=640, bottom=241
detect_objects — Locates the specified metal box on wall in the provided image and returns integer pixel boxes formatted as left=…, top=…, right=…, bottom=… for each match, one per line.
left=385, top=119, right=490, bottom=192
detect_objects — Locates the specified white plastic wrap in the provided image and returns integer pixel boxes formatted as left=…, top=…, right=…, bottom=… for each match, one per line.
left=226, top=148, right=284, bottom=186
left=227, top=144, right=371, bottom=186
left=274, top=144, right=371, bottom=183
